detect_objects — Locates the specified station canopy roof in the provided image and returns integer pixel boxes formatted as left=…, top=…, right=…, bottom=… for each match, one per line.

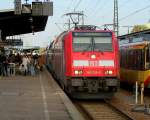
left=0, top=9, right=48, bottom=37
left=118, top=29, right=150, bottom=40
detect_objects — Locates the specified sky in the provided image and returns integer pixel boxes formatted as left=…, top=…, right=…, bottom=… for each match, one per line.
left=0, top=0, right=150, bottom=47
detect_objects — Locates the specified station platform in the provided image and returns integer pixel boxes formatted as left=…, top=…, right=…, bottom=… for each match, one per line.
left=0, top=68, right=84, bottom=120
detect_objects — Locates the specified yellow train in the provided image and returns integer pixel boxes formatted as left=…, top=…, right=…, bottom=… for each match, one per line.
left=120, top=40, right=150, bottom=88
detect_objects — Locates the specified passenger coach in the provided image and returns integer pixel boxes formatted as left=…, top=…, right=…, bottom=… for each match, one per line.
left=120, top=37, right=150, bottom=89
left=46, top=26, right=120, bottom=99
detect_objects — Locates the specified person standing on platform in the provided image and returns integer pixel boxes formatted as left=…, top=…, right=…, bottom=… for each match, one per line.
left=33, top=54, right=39, bottom=74
left=2, top=54, right=7, bottom=76
left=9, top=53, right=15, bottom=76
left=27, top=55, right=32, bottom=75
left=3, top=55, right=9, bottom=76
left=15, top=53, right=22, bottom=65
left=22, top=55, right=29, bottom=75
left=30, top=56, right=35, bottom=76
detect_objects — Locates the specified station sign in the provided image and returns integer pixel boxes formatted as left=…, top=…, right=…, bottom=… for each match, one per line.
left=14, top=0, right=22, bottom=15
left=0, top=39, right=23, bottom=46
left=32, top=1, right=53, bottom=16
left=14, top=1, right=53, bottom=16
left=32, top=2, right=43, bottom=16
left=43, top=2, right=53, bottom=16
left=22, top=4, right=31, bottom=14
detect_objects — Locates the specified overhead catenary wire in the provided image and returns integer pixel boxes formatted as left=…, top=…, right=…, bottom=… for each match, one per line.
left=84, top=0, right=92, bottom=12
left=88, top=0, right=102, bottom=17
left=119, top=0, right=130, bottom=8
left=119, top=5, right=150, bottom=21
left=83, top=0, right=109, bottom=25
left=93, top=0, right=110, bottom=20
left=55, top=23, right=64, bottom=32
left=92, top=0, right=131, bottom=24
left=65, top=0, right=75, bottom=12
left=59, top=0, right=76, bottom=32
left=74, top=0, right=83, bottom=11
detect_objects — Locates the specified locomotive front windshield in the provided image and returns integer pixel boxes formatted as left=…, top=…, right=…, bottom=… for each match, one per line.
left=73, top=32, right=113, bottom=52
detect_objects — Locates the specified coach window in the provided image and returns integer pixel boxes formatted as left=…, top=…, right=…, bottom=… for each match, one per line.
left=134, top=50, right=138, bottom=69
left=57, top=39, right=61, bottom=49
left=122, top=50, right=125, bottom=68
left=127, top=50, right=130, bottom=69
left=62, top=36, right=65, bottom=48
left=137, top=50, right=141, bottom=70
left=132, top=50, right=136, bottom=69
left=141, top=50, right=145, bottom=70
left=120, top=50, right=124, bottom=68
left=55, top=40, right=59, bottom=52
left=130, top=50, right=134, bottom=69
left=146, top=48, right=150, bottom=69
left=126, top=50, right=129, bottom=69
left=135, top=50, right=138, bottom=69
left=125, top=50, right=127, bottom=68
left=123, top=50, right=127, bottom=68
left=120, top=50, right=123, bottom=67
left=143, top=49, right=146, bottom=70
left=121, top=50, right=124, bottom=67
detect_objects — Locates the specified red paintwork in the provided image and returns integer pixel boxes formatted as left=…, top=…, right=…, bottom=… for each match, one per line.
left=64, top=30, right=119, bottom=78
left=144, top=76, right=150, bottom=87
left=71, top=52, right=117, bottom=77
left=50, top=29, right=120, bottom=80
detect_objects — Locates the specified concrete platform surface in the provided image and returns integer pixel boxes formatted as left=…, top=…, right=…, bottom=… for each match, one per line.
left=0, top=69, right=84, bottom=120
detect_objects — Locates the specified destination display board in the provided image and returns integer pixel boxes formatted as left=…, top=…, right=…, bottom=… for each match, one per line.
left=15, top=1, right=53, bottom=16
left=22, top=4, right=31, bottom=14
left=32, top=1, right=53, bottom=16
left=14, top=0, right=22, bottom=15
left=32, top=2, right=43, bottom=16
left=43, top=2, right=53, bottom=16
left=0, top=39, right=23, bottom=46
left=73, top=32, right=112, bottom=37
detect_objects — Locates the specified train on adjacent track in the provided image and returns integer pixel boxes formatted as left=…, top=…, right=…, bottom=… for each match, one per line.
left=46, top=25, right=120, bottom=99
left=119, top=33, right=150, bottom=89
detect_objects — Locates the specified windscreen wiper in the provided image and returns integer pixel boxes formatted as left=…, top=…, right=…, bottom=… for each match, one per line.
left=93, top=38, right=103, bottom=53
left=82, top=44, right=91, bottom=53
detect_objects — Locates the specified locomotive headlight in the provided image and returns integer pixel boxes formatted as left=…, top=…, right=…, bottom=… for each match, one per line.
left=74, top=70, right=83, bottom=75
left=108, top=70, right=113, bottom=74
left=74, top=70, right=79, bottom=75
left=91, top=54, right=96, bottom=59
left=105, top=70, right=113, bottom=75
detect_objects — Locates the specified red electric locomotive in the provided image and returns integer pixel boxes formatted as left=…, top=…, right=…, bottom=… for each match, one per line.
left=47, top=25, right=120, bottom=99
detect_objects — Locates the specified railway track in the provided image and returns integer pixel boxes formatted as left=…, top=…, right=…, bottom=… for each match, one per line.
left=74, top=100, right=132, bottom=120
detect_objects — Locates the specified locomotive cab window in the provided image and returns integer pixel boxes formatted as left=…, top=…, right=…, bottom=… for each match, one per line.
left=73, top=37, right=91, bottom=52
left=94, top=37, right=112, bottom=51
left=73, top=32, right=113, bottom=52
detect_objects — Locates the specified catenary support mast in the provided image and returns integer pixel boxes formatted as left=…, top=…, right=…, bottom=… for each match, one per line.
left=113, top=0, right=119, bottom=36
